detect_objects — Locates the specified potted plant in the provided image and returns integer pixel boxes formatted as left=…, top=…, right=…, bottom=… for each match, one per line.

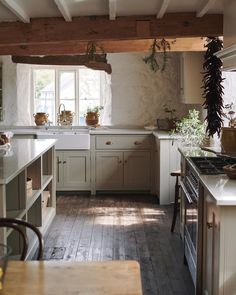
left=85, top=106, right=104, bottom=126
left=221, top=103, right=236, bottom=155
left=173, top=109, right=206, bottom=147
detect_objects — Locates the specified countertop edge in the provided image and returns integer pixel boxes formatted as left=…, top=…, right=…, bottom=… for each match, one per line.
left=179, top=147, right=236, bottom=206
left=0, top=139, right=56, bottom=184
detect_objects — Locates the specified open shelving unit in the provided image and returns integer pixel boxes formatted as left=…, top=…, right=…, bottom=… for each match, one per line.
left=0, top=139, right=56, bottom=259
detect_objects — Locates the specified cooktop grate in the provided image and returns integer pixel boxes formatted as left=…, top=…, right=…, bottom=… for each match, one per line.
left=189, top=157, right=236, bottom=175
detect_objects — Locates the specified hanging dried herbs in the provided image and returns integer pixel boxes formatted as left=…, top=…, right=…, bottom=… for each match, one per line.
left=202, top=37, right=224, bottom=137
left=143, top=38, right=171, bottom=72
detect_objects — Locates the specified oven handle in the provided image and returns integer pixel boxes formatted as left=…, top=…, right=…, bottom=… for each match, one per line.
left=180, top=181, right=193, bottom=204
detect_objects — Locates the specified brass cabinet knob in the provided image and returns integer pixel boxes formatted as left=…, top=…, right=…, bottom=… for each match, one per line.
left=106, top=141, right=112, bottom=145
left=134, top=141, right=141, bottom=145
left=58, top=160, right=62, bottom=164
left=207, top=222, right=213, bottom=229
left=63, top=161, right=67, bottom=164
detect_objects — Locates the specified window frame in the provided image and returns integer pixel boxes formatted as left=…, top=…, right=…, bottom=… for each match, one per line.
left=31, top=65, right=103, bottom=126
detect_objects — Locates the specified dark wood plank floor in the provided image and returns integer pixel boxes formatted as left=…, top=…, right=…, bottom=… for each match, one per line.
left=44, top=194, right=194, bottom=295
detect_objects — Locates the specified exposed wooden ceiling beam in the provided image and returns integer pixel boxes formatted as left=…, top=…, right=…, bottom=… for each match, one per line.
left=0, top=14, right=222, bottom=47
left=196, top=0, right=217, bottom=17
left=157, top=0, right=171, bottom=19
left=109, top=0, right=116, bottom=20
left=54, top=0, right=72, bottom=22
left=12, top=55, right=112, bottom=74
left=0, top=38, right=206, bottom=56
left=0, top=0, right=30, bottom=23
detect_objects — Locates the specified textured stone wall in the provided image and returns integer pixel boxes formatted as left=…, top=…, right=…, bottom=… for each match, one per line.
left=108, top=52, right=200, bottom=127
left=0, top=56, right=18, bottom=125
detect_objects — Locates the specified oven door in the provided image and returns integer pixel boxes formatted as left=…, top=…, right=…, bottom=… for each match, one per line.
left=181, top=181, right=198, bottom=287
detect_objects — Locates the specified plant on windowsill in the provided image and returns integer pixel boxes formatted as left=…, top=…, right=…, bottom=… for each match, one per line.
left=85, top=106, right=104, bottom=127
left=173, top=109, right=206, bottom=147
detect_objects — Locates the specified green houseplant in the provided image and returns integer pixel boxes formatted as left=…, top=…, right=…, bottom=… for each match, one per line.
left=174, top=109, right=206, bottom=147
left=85, top=106, right=104, bottom=126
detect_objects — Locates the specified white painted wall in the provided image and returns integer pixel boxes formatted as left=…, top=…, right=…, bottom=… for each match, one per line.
left=0, top=56, right=31, bottom=126
left=0, top=53, right=203, bottom=126
left=108, top=52, right=199, bottom=127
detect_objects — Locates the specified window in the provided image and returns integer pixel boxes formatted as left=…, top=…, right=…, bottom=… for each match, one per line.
left=32, top=67, right=108, bottom=125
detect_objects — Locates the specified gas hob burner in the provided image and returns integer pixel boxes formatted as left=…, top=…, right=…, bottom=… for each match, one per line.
left=189, top=157, right=236, bottom=175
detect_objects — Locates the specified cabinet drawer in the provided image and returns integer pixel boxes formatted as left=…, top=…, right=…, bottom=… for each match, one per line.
left=95, top=135, right=152, bottom=150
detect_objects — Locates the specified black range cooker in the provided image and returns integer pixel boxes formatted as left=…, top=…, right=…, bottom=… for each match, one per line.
left=182, top=155, right=236, bottom=290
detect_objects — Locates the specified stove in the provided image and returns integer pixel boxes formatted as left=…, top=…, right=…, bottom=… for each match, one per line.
left=189, top=157, right=236, bottom=175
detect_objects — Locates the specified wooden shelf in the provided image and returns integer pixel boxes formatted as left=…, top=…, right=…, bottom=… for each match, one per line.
left=6, top=209, right=26, bottom=219
left=26, top=189, right=41, bottom=210
left=42, top=175, right=53, bottom=190
left=41, top=207, right=56, bottom=236
left=6, top=209, right=26, bottom=237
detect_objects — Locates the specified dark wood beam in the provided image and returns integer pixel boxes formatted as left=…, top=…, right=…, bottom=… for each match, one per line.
left=11, top=55, right=112, bottom=74
left=0, top=13, right=222, bottom=48
left=0, top=38, right=206, bottom=55
left=11, top=55, right=108, bottom=64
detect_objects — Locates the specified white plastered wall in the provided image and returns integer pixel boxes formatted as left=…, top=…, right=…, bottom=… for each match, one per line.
left=0, top=53, right=202, bottom=126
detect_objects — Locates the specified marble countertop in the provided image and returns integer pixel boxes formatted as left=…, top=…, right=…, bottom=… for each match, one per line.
left=0, top=139, right=56, bottom=184
left=0, top=126, right=179, bottom=138
left=179, top=147, right=236, bottom=206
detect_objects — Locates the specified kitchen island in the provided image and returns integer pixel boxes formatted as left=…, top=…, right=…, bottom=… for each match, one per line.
left=0, top=138, right=56, bottom=259
left=179, top=147, right=236, bottom=295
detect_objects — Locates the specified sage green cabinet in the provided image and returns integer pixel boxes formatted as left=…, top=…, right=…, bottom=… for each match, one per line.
left=95, top=150, right=151, bottom=190
left=56, top=151, right=90, bottom=190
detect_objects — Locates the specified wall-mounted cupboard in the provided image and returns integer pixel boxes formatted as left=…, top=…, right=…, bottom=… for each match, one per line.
left=180, top=52, right=205, bottom=104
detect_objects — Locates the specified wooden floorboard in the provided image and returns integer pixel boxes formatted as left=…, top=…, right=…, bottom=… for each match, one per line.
left=44, top=194, right=194, bottom=295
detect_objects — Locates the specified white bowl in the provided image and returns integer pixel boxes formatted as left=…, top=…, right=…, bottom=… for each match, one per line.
left=144, top=125, right=157, bottom=131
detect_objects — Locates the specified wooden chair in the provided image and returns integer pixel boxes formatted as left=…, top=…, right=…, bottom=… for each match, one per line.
left=0, top=218, right=44, bottom=260
left=170, top=170, right=181, bottom=233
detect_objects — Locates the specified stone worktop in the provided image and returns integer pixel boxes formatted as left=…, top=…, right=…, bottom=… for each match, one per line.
left=179, top=147, right=236, bottom=206
left=0, top=126, right=178, bottom=138
left=0, top=138, right=56, bottom=184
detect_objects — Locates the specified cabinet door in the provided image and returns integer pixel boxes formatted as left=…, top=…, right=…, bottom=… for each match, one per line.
left=63, top=151, right=90, bottom=189
left=203, top=194, right=220, bottom=295
left=95, top=151, right=123, bottom=189
left=123, top=151, right=151, bottom=190
left=56, top=152, right=64, bottom=189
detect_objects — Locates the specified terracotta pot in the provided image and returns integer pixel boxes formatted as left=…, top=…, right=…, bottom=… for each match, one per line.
left=33, top=112, right=49, bottom=126
left=85, top=112, right=99, bottom=126
left=221, top=127, right=236, bottom=155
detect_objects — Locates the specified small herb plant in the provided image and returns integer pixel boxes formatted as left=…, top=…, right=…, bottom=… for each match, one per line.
left=174, top=109, right=206, bottom=147
left=86, top=106, right=104, bottom=114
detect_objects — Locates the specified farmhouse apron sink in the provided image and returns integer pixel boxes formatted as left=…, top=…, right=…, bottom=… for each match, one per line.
left=37, top=131, right=90, bottom=150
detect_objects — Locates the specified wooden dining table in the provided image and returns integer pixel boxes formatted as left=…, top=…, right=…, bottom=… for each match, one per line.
left=1, top=260, right=143, bottom=295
